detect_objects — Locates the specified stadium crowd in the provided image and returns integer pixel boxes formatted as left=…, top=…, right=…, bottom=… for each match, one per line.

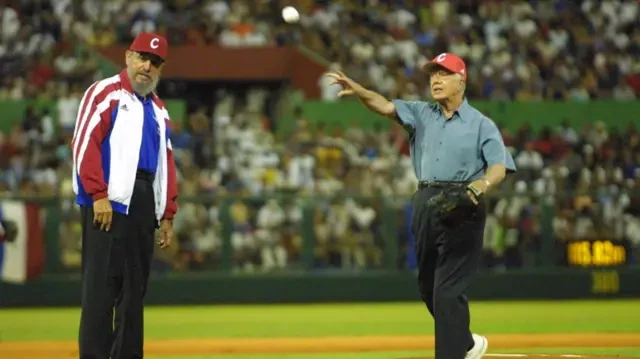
left=3, top=0, right=640, bottom=102
left=311, top=0, right=640, bottom=102
left=0, top=0, right=639, bottom=274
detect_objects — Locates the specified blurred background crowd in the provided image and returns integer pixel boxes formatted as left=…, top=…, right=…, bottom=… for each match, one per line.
left=0, top=0, right=638, bottom=275
left=2, top=0, right=640, bottom=102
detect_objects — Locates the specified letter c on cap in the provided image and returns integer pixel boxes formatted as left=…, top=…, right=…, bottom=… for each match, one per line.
left=150, top=38, right=159, bottom=49
left=436, top=53, right=447, bottom=62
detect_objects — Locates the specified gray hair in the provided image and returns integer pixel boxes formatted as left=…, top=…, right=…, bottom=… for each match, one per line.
left=456, top=73, right=466, bottom=93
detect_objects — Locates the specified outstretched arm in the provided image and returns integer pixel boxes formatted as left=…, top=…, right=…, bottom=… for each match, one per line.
left=325, top=71, right=396, bottom=118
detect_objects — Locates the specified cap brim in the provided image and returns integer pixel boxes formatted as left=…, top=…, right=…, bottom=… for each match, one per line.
left=143, top=52, right=166, bottom=63
left=130, top=48, right=166, bottom=63
left=423, top=62, right=455, bottom=74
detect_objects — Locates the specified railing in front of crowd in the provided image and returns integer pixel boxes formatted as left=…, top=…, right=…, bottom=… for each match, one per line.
left=4, top=188, right=638, bottom=277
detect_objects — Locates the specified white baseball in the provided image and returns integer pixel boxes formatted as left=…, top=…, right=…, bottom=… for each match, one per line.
left=282, top=6, right=300, bottom=23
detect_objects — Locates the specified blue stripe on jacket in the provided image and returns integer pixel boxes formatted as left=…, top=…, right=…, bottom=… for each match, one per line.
left=137, top=94, right=160, bottom=174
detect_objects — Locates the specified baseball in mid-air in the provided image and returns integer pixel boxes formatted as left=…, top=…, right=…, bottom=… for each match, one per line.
left=282, top=6, right=300, bottom=23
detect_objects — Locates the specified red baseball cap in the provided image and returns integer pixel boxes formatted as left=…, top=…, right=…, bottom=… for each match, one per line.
left=423, top=53, right=467, bottom=81
left=129, top=32, right=168, bottom=61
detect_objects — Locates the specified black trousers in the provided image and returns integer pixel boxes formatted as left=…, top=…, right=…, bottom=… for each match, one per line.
left=79, top=176, right=156, bottom=359
left=411, top=186, right=486, bottom=359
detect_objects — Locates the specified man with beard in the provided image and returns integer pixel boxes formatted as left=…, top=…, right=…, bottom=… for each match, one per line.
left=71, top=32, right=178, bottom=359
left=326, top=53, right=516, bottom=359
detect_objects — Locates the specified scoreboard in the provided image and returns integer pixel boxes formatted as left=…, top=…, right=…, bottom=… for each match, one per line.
left=563, top=239, right=630, bottom=267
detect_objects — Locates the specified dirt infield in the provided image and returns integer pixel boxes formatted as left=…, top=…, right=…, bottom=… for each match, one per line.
left=399, top=356, right=639, bottom=359
left=0, top=333, right=639, bottom=359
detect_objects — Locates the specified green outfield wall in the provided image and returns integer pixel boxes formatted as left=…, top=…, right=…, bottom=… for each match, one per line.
left=0, top=99, right=187, bottom=132
left=283, top=100, right=640, bottom=134
left=1, top=268, right=637, bottom=307
left=1, top=99, right=638, bottom=134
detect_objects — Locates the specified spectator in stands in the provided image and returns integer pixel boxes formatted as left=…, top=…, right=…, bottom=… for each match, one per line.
left=56, top=83, right=81, bottom=134
left=230, top=199, right=257, bottom=272
left=515, top=142, right=544, bottom=182
left=256, top=199, right=288, bottom=272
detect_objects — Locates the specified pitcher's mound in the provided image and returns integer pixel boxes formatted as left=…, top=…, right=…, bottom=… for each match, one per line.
left=397, top=355, right=638, bottom=359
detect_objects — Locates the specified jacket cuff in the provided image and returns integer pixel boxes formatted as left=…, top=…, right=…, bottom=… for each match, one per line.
left=91, top=191, right=108, bottom=201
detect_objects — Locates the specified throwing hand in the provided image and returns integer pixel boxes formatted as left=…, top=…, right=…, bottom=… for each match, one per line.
left=325, top=71, right=359, bottom=98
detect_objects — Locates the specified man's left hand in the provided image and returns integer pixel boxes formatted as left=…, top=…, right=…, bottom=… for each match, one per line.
left=158, top=219, right=173, bottom=249
left=466, top=179, right=489, bottom=205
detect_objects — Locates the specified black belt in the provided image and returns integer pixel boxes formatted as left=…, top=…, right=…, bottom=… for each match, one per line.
left=136, top=169, right=155, bottom=183
left=418, top=180, right=468, bottom=189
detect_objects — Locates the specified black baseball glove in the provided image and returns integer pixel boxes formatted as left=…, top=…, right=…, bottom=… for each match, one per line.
left=428, top=185, right=483, bottom=227
left=0, top=219, right=17, bottom=243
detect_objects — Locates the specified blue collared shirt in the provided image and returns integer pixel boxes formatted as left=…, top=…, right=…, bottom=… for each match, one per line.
left=392, top=98, right=516, bottom=182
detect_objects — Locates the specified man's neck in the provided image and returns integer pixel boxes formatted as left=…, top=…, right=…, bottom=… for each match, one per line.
left=134, top=89, right=152, bottom=101
left=438, top=96, right=463, bottom=119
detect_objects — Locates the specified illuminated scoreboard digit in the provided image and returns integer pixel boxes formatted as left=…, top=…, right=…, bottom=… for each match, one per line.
left=566, top=240, right=628, bottom=267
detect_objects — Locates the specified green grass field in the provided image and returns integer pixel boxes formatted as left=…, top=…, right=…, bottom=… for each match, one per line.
left=1, top=300, right=639, bottom=358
